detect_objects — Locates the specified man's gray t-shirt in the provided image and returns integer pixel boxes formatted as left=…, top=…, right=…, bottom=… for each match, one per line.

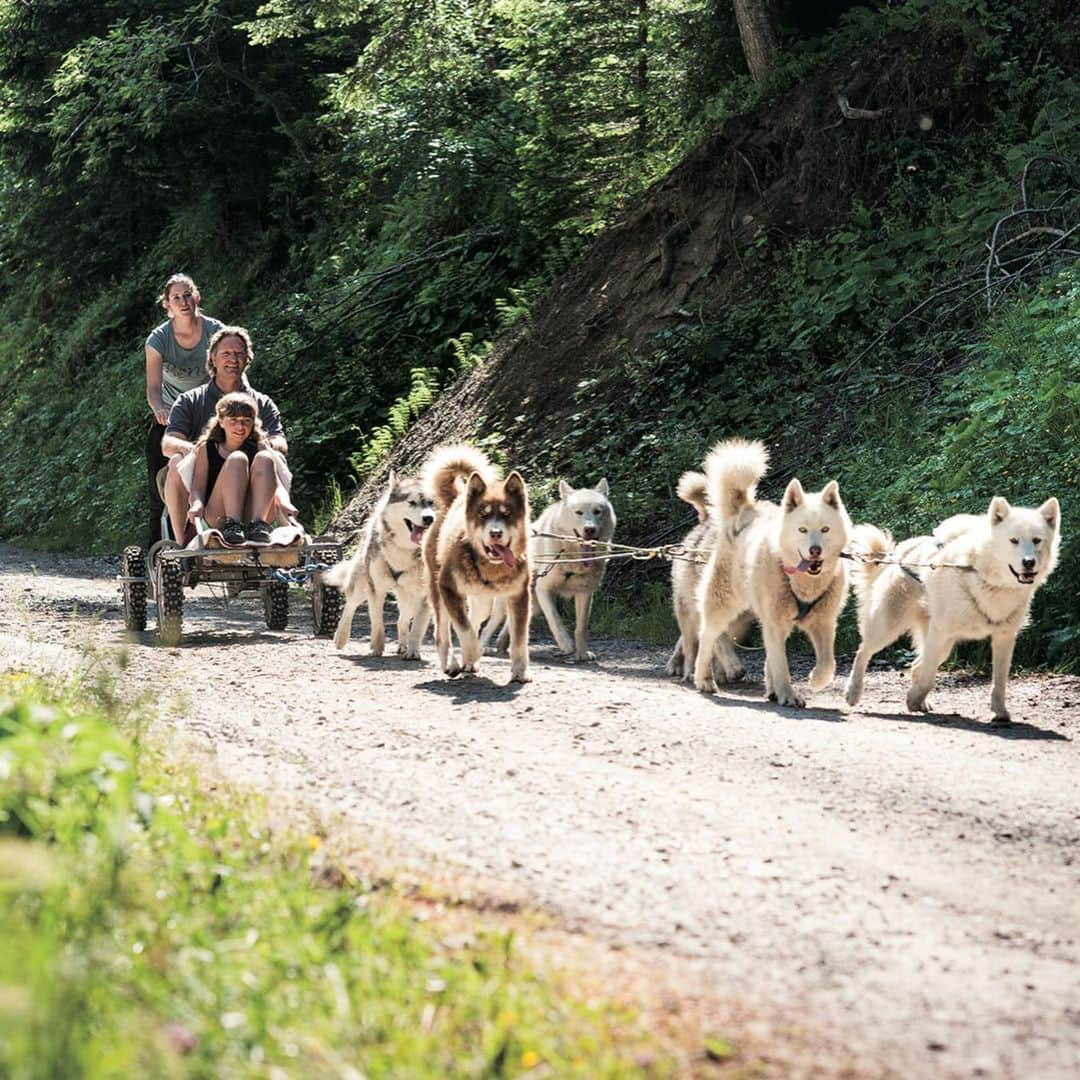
left=146, top=316, right=225, bottom=408
left=165, top=378, right=285, bottom=444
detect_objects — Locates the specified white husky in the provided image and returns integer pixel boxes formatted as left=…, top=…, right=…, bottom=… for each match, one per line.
left=686, top=439, right=852, bottom=707
left=844, top=497, right=1061, bottom=722
left=323, top=471, right=436, bottom=658
left=666, top=470, right=747, bottom=683
left=482, top=479, right=617, bottom=662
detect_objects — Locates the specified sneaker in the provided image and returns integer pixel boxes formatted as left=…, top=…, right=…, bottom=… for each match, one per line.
left=218, top=516, right=247, bottom=545
left=244, top=518, right=273, bottom=544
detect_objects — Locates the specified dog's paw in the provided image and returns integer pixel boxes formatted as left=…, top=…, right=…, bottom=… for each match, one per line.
left=572, top=650, right=597, bottom=663
left=991, top=708, right=1011, bottom=725
left=773, top=686, right=806, bottom=708
left=844, top=679, right=862, bottom=707
left=906, top=689, right=931, bottom=713
left=808, top=663, right=835, bottom=691
left=694, top=676, right=717, bottom=694
left=509, top=666, right=532, bottom=684
left=717, top=662, right=746, bottom=683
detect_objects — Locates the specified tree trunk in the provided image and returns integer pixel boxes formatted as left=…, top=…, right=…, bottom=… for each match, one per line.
left=732, top=0, right=778, bottom=82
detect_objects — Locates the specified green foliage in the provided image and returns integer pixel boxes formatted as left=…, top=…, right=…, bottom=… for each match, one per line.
left=0, top=673, right=663, bottom=1074
left=351, top=366, right=439, bottom=476
left=0, top=0, right=750, bottom=549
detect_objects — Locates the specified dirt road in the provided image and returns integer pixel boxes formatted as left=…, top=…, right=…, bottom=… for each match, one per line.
left=2, top=543, right=1078, bottom=1078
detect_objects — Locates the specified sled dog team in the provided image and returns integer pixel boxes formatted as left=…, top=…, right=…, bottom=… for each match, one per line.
left=323, top=438, right=1060, bottom=722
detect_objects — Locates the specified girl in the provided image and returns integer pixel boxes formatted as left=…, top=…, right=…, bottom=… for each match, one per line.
left=187, top=393, right=281, bottom=545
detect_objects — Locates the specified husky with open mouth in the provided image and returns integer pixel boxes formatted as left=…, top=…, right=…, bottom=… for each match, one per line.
left=422, top=444, right=532, bottom=683
left=323, top=470, right=436, bottom=659
left=682, top=438, right=852, bottom=707
left=845, top=497, right=1061, bottom=722
left=482, top=478, right=617, bottom=662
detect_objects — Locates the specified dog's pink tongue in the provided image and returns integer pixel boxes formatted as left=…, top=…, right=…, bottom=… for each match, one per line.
left=410, top=526, right=424, bottom=544
left=492, top=543, right=516, bottom=567
left=784, top=559, right=812, bottom=575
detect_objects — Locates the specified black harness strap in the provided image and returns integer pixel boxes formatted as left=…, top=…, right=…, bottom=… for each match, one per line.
left=793, top=590, right=827, bottom=622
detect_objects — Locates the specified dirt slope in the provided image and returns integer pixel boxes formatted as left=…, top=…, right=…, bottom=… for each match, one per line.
left=332, top=33, right=970, bottom=541
left=3, top=543, right=1079, bottom=1079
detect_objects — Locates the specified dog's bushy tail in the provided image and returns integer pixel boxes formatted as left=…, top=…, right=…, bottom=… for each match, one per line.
left=676, top=470, right=710, bottom=523
left=320, top=560, right=349, bottom=589
left=703, top=438, right=769, bottom=523
left=848, top=523, right=893, bottom=605
left=422, top=444, right=499, bottom=509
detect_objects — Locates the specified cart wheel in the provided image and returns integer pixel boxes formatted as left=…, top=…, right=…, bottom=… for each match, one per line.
left=155, top=557, right=184, bottom=646
left=121, top=545, right=148, bottom=632
left=264, top=579, right=289, bottom=630
left=311, top=544, right=344, bottom=637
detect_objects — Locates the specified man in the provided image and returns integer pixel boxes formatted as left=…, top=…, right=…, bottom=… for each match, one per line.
left=161, top=326, right=294, bottom=545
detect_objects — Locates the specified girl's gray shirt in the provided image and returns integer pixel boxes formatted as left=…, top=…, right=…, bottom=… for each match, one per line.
left=145, top=315, right=225, bottom=409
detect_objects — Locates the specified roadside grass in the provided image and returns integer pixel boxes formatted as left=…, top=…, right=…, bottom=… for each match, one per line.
left=0, top=671, right=673, bottom=1077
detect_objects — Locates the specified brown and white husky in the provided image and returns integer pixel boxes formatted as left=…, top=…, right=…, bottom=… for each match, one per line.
left=421, top=444, right=532, bottom=683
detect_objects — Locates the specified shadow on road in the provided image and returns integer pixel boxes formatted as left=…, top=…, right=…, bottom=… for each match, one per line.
left=417, top=675, right=530, bottom=704
left=859, top=710, right=1069, bottom=740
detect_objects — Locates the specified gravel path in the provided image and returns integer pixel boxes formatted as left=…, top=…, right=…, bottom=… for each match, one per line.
left=2, top=543, right=1078, bottom=1078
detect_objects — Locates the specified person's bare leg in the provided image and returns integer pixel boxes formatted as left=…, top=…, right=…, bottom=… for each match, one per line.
left=246, top=451, right=278, bottom=523
left=205, top=454, right=250, bottom=526
left=164, top=459, right=190, bottom=544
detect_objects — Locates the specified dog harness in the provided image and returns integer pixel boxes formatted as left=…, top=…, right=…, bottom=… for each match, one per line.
left=792, top=589, right=826, bottom=622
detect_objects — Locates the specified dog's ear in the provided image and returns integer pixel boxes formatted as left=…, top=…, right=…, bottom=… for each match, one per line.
left=988, top=496, right=1012, bottom=525
left=467, top=472, right=487, bottom=500
left=821, top=480, right=842, bottom=509
left=505, top=471, right=528, bottom=507
left=596, top=478, right=609, bottom=496
left=783, top=478, right=805, bottom=511
left=558, top=479, right=573, bottom=500
left=386, top=468, right=396, bottom=488
left=1038, top=497, right=1060, bottom=530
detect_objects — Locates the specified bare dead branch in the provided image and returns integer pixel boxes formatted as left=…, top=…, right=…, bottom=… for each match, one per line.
left=836, top=94, right=889, bottom=121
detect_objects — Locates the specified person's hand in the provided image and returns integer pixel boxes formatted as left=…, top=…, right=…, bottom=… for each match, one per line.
left=154, top=405, right=170, bottom=425
left=187, top=499, right=204, bottom=521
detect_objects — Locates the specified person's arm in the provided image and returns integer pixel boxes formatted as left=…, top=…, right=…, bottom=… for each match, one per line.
left=161, top=397, right=195, bottom=458
left=145, top=343, right=170, bottom=425
left=259, top=397, right=288, bottom=456
left=187, top=444, right=209, bottom=520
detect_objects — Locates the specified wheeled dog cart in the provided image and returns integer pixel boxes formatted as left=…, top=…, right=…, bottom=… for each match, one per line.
left=118, top=528, right=345, bottom=646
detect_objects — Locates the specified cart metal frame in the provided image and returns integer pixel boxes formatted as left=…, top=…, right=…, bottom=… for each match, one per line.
left=118, top=528, right=344, bottom=645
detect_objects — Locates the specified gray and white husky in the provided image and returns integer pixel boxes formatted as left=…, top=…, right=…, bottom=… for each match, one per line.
left=323, top=470, right=436, bottom=658
left=675, top=438, right=852, bottom=707
left=845, top=497, right=1061, bottom=722
left=481, top=478, right=617, bottom=662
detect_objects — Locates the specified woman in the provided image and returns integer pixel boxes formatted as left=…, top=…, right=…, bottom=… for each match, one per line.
left=144, top=274, right=224, bottom=547
left=187, top=393, right=283, bottom=546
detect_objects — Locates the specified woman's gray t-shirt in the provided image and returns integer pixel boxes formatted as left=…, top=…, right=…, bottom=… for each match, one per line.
left=146, top=316, right=225, bottom=408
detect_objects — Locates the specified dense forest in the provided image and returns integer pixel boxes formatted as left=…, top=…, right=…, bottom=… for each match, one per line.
left=0, top=0, right=1077, bottom=664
